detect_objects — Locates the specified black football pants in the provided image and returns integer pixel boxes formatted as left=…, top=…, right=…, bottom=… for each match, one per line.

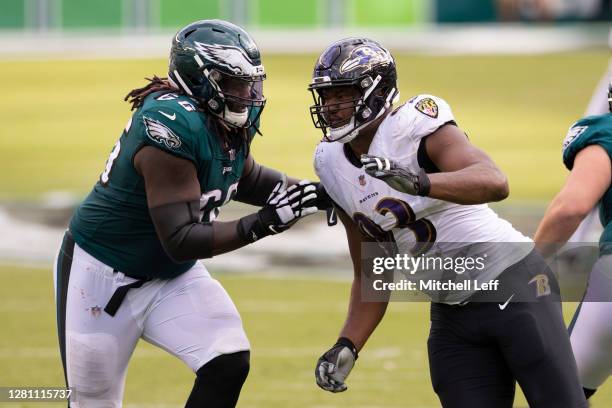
left=428, top=251, right=587, bottom=408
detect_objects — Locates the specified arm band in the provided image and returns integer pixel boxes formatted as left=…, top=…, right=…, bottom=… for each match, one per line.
left=150, top=200, right=277, bottom=263
left=235, top=161, right=286, bottom=206
left=149, top=201, right=215, bottom=263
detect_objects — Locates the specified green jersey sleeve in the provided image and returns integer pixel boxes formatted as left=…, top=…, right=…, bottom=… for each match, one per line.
left=562, top=114, right=612, bottom=170
left=137, top=106, right=200, bottom=164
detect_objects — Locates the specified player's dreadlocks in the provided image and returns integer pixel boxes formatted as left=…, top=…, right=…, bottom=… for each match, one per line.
left=125, top=76, right=258, bottom=155
left=124, top=76, right=177, bottom=111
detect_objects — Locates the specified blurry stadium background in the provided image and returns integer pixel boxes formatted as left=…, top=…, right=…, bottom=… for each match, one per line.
left=1, top=0, right=611, bottom=407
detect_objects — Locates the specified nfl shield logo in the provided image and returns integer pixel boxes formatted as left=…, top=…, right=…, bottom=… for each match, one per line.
left=359, top=175, right=366, bottom=186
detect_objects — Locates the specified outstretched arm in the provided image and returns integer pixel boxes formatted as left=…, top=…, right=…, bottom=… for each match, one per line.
left=134, top=146, right=318, bottom=262
left=236, top=153, right=333, bottom=210
left=534, top=145, right=611, bottom=257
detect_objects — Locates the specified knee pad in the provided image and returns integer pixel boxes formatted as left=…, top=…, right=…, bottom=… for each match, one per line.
left=196, top=351, right=250, bottom=386
left=67, top=332, right=118, bottom=397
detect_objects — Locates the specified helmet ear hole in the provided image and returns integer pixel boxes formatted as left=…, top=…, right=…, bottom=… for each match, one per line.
left=208, top=97, right=223, bottom=113
left=360, top=77, right=373, bottom=89
left=210, top=70, right=222, bottom=82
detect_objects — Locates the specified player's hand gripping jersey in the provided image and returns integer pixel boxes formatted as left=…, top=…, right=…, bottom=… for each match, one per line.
left=315, top=95, right=532, bottom=302
left=70, top=91, right=253, bottom=279
left=563, top=113, right=612, bottom=253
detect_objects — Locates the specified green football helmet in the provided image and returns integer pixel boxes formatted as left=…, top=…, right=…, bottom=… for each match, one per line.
left=168, top=19, right=266, bottom=129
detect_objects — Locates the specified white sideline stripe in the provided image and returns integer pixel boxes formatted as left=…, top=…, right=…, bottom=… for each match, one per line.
left=0, top=25, right=608, bottom=60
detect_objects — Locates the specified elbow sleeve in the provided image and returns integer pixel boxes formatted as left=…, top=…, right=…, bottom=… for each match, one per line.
left=149, top=201, right=215, bottom=263
left=235, top=161, right=286, bottom=206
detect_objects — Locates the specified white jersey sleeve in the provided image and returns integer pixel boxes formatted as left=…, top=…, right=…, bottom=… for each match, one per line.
left=402, top=94, right=457, bottom=142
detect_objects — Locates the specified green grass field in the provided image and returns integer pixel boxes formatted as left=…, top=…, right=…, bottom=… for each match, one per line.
left=1, top=51, right=611, bottom=407
left=1, top=51, right=609, bottom=200
left=2, top=264, right=612, bottom=408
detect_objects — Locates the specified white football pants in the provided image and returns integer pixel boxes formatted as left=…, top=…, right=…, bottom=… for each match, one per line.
left=53, top=233, right=250, bottom=408
left=569, top=254, right=612, bottom=390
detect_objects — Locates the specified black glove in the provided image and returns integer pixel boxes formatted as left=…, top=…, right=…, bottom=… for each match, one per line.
left=238, top=180, right=318, bottom=242
left=313, top=182, right=333, bottom=210
left=315, top=337, right=358, bottom=393
left=360, top=154, right=431, bottom=196
left=313, top=182, right=338, bottom=226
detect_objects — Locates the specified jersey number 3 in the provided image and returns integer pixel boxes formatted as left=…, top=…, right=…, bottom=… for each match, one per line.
left=353, top=197, right=437, bottom=256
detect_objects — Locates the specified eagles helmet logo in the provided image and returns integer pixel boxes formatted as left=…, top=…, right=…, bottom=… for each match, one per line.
left=194, top=42, right=264, bottom=76
left=339, top=45, right=392, bottom=74
left=143, top=116, right=182, bottom=149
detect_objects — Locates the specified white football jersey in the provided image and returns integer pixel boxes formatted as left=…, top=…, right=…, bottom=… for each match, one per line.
left=315, top=94, right=532, bottom=303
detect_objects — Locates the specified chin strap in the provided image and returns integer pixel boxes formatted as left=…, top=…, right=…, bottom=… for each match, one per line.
left=327, top=88, right=399, bottom=144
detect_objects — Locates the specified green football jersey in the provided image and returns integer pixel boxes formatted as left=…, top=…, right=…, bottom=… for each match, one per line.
left=70, top=92, right=251, bottom=278
left=562, top=113, right=612, bottom=254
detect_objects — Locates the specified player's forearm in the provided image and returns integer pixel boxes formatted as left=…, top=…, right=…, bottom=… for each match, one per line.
left=149, top=198, right=311, bottom=263
left=149, top=202, right=252, bottom=262
left=235, top=160, right=287, bottom=206
left=339, top=278, right=388, bottom=352
left=427, top=163, right=509, bottom=204
left=534, top=200, right=589, bottom=257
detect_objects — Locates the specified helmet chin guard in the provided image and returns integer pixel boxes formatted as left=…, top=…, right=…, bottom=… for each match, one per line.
left=223, top=106, right=249, bottom=127
left=328, top=88, right=399, bottom=144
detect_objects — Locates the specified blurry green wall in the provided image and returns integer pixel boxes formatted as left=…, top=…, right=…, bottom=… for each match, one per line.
left=0, top=0, right=433, bottom=30
left=435, top=0, right=496, bottom=22
left=1, top=0, right=25, bottom=29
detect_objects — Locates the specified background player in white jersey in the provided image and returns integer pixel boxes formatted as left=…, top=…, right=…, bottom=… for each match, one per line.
left=535, top=82, right=612, bottom=401
left=309, top=37, right=587, bottom=407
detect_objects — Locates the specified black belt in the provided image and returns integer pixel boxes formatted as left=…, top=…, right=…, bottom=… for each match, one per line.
left=66, top=230, right=151, bottom=317
left=104, top=274, right=151, bottom=317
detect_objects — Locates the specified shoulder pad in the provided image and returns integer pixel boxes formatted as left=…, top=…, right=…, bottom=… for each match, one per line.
left=383, top=94, right=456, bottom=143
left=562, top=114, right=612, bottom=170
left=136, top=101, right=201, bottom=164
left=314, top=141, right=331, bottom=178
